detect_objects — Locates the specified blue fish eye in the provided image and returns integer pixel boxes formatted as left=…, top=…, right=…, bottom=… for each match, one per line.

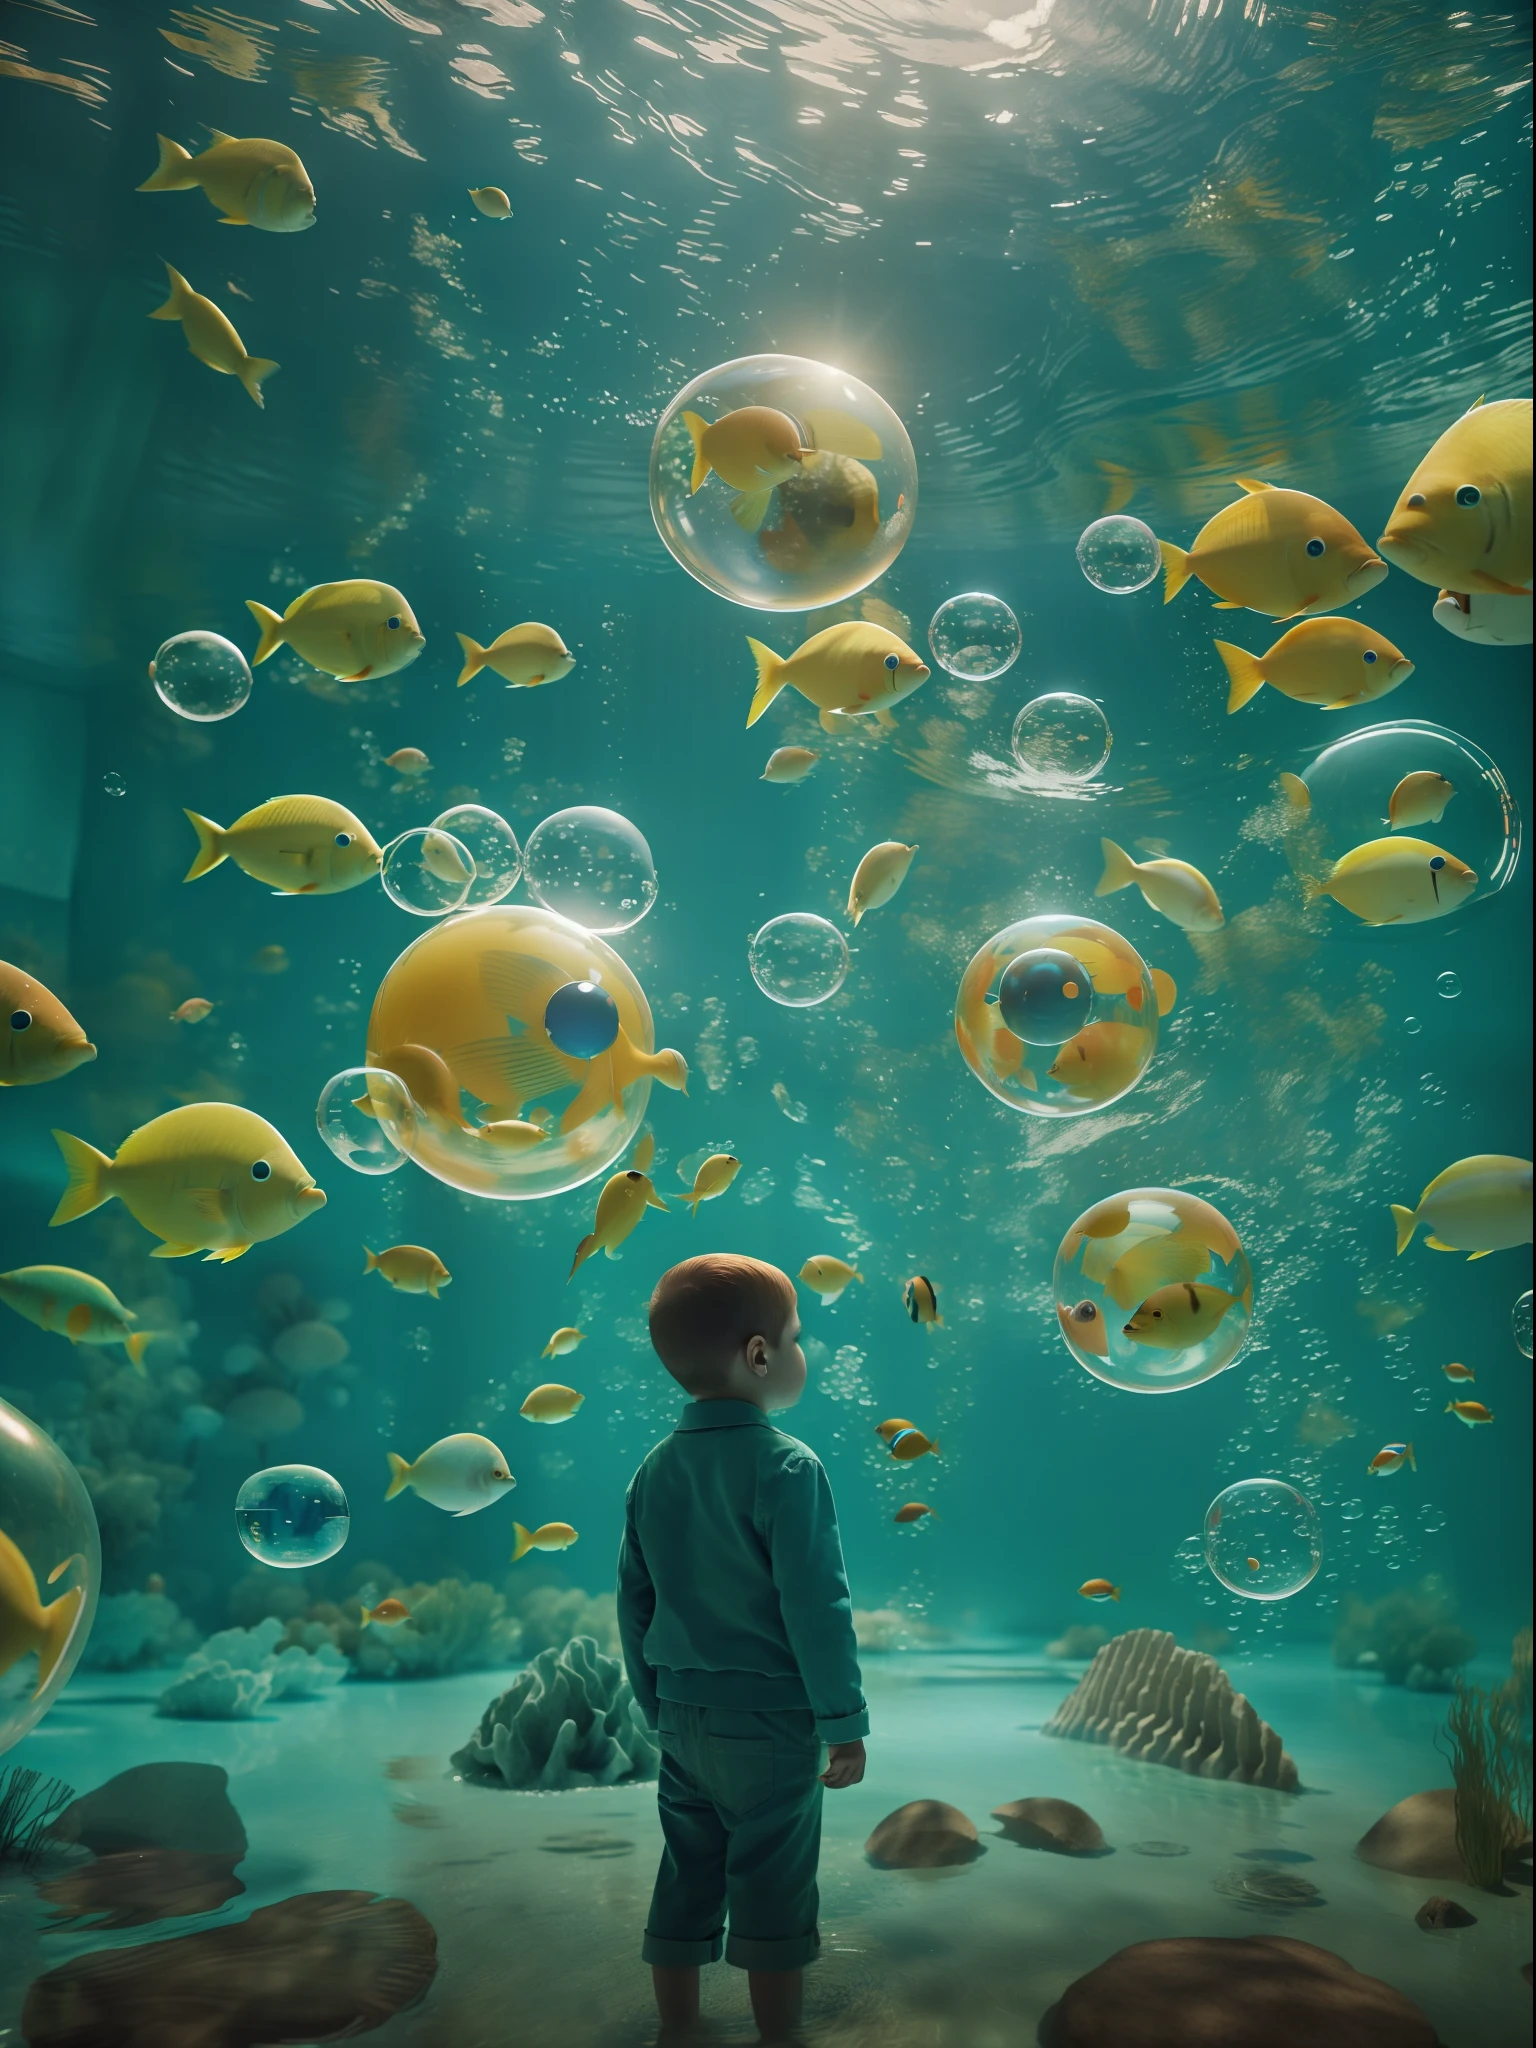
left=387, top=615, right=401, bottom=629
left=883, top=653, right=899, bottom=670
left=10, top=1009, right=31, bottom=1031
left=1363, top=649, right=1378, bottom=664
left=1429, top=856, right=1446, bottom=871
left=1455, top=485, right=1481, bottom=507
left=1407, top=493, right=1426, bottom=508
left=251, top=1159, right=272, bottom=1181
left=335, top=832, right=351, bottom=847
left=1305, top=537, right=1325, bottom=557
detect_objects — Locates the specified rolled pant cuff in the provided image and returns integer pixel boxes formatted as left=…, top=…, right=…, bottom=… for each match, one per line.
left=724, top=1929, right=821, bottom=1971
left=642, top=1931, right=724, bottom=1967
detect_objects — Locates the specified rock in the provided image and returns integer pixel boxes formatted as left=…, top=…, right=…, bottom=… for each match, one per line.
left=49, top=1764, right=247, bottom=1861
left=1039, top=1935, right=1440, bottom=2047
left=865, top=1800, right=981, bottom=1870
left=38, top=1850, right=246, bottom=1929
left=451, top=1635, right=659, bottom=1791
left=1415, top=1895, right=1476, bottom=1930
left=1042, top=1629, right=1298, bottom=1791
left=992, top=1797, right=1105, bottom=1854
left=1357, top=1790, right=1465, bottom=1880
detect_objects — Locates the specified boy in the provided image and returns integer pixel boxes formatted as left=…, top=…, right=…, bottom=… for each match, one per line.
left=617, top=1254, right=868, bottom=2044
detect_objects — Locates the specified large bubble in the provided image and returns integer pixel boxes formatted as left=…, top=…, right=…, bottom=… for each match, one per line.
left=1515, top=1290, right=1533, bottom=1360
left=431, top=805, right=522, bottom=906
left=1203, top=1479, right=1321, bottom=1600
left=523, top=807, right=657, bottom=934
left=750, top=914, right=850, bottom=1008
left=381, top=827, right=476, bottom=917
left=650, top=354, right=918, bottom=611
left=315, top=1065, right=417, bottom=1175
left=928, top=593, right=1021, bottom=680
left=0, top=1394, right=100, bottom=1757
left=1053, top=1187, right=1254, bottom=1394
left=1011, top=693, right=1113, bottom=784
left=150, top=630, right=253, bottom=721
left=363, top=903, right=681, bottom=1199
left=956, top=914, right=1155, bottom=1117
left=1076, top=515, right=1162, bottom=594
left=235, top=1463, right=350, bottom=1568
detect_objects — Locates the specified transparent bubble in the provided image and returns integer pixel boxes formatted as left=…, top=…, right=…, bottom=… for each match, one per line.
left=649, top=353, right=918, bottom=611
left=1076, top=515, right=1162, bottom=595
left=149, top=630, right=253, bottom=722
left=381, top=827, right=476, bottom=917
left=102, top=772, right=126, bottom=797
left=523, top=806, right=657, bottom=934
left=1436, top=971, right=1462, bottom=999
left=997, top=947, right=1095, bottom=1046
left=927, top=593, right=1021, bottom=681
left=1204, top=1479, right=1321, bottom=1600
left=1010, top=693, right=1113, bottom=783
left=749, top=914, right=850, bottom=1008
left=365, top=903, right=676, bottom=1199
left=1287, top=720, right=1520, bottom=932
left=315, top=1065, right=417, bottom=1175
left=1054, top=1188, right=1253, bottom=1393
left=1405, top=1016, right=1422, bottom=1035
left=1515, top=1290, right=1533, bottom=1360
left=957, top=913, right=1155, bottom=1118
left=430, top=805, right=522, bottom=906
left=234, top=1463, right=349, bottom=1568
left=0, top=1395, right=100, bottom=1757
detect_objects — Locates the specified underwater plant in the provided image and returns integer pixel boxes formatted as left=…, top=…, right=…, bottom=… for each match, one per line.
left=1436, top=1666, right=1532, bottom=1889
left=1332, top=1575, right=1477, bottom=1689
left=452, top=1635, right=659, bottom=1791
left=289, top=1576, right=524, bottom=1679
left=0, top=1768, right=75, bottom=1871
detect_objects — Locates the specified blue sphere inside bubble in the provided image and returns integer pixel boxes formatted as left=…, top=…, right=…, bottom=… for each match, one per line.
left=996, top=948, right=1095, bottom=1046
left=544, top=978, right=620, bottom=1059
left=235, top=1463, right=350, bottom=1568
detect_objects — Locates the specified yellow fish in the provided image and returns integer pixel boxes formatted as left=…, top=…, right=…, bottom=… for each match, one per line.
left=1048, top=1021, right=1149, bottom=1104
left=1368, top=1442, right=1415, bottom=1476
left=0, top=1528, right=85, bottom=1695
left=148, top=263, right=277, bottom=408
left=511, top=1520, right=579, bottom=1561
left=1078, top=1579, right=1120, bottom=1602
left=385, top=1433, right=514, bottom=1515
left=888, top=1427, right=938, bottom=1462
left=361, top=1597, right=411, bottom=1627
left=468, top=186, right=511, bottom=217
left=682, top=1153, right=741, bottom=1214
left=363, top=1245, right=451, bottom=1297
left=249, top=944, right=288, bottom=974
left=848, top=842, right=918, bottom=925
left=1, top=962, right=94, bottom=1086
left=1387, top=772, right=1454, bottom=830
left=542, top=1327, right=585, bottom=1359
left=745, top=621, right=930, bottom=732
left=1379, top=398, right=1532, bottom=596
left=1123, top=1281, right=1240, bottom=1350
left=1101, top=1235, right=1214, bottom=1313
left=138, top=130, right=316, bottom=231
left=455, top=623, right=574, bottom=691
left=893, top=1502, right=934, bottom=1524
left=903, top=1275, right=941, bottom=1326
left=758, top=449, right=887, bottom=568
left=569, top=1169, right=667, bottom=1278
left=1306, top=837, right=1476, bottom=925
left=1214, top=618, right=1414, bottom=714
left=1159, top=479, right=1387, bottom=619
left=246, top=580, right=425, bottom=682
left=0, top=1266, right=152, bottom=1370
left=1446, top=1400, right=1493, bottom=1428
left=683, top=404, right=809, bottom=516
left=1432, top=587, right=1532, bottom=647
left=50, top=1103, right=325, bottom=1261
left=762, top=747, right=819, bottom=784
left=384, top=747, right=431, bottom=777
left=799, top=1255, right=863, bottom=1303
left=422, top=830, right=474, bottom=888
left=1392, top=1155, right=1532, bottom=1258
left=170, top=998, right=215, bottom=1023
left=184, top=796, right=381, bottom=896
left=520, top=1383, right=584, bottom=1424
left=875, top=1418, right=916, bottom=1443
left=1441, top=1361, right=1475, bottom=1383
left=1097, top=839, right=1223, bottom=932
left=1057, top=1298, right=1109, bottom=1358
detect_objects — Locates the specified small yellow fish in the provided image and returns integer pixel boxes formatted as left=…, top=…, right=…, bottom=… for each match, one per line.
left=1098, top=839, right=1224, bottom=932
left=512, top=1520, right=579, bottom=1561
left=0, top=1266, right=152, bottom=1370
left=468, top=185, right=511, bottom=217
left=1387, top=772, right=1455, bottom=830
left=384, top=747, right=431, bottom=777
left=875, top=1418, right=916, bottom=1443
left=683, top=404, right=809, bottom=509
left=888, top=1427, right=938, bottom=1462
left=894, top=1502, right=934, bottom=1524
left=520, top=1383, right=584, bottom=1424
left=1368, top=1442, right=1416, bottom=1476
left=1215, top=618, right=1414, bottom=714
left=1048, top=1021, right=1149, bottom=1104
left=1393, top=1154, right=1532, bottom=1258
left=1246, top=1558, right=1260, bottom=1572
left=1432, top=587, right=1532, bottom=647
left=246, top=581, right=425, bottom=682
left=1122, top=1281, right=1240, bottom=1350
left=1, top=962, right=95, bottom=1086
left=681, top=1153, right=741, bottom=1214
left=363, top=1245, right=451, bottom=1297
left=1446, top=1400, right=1494, bottom=1428
left=745, top=621, right=930, bottom=732
left=1441, top=1361, right=1475, bottom=1383
left=0, top=1527, right=85, bottom=1695
left=455, top=623, right=574, bottom=691
left=1057, top=1298, right=1109, bottom=1358
left=249, top=944, right=288, bottom=975
left=800, top=1255, right=863, bottom=1303
left=184, top=795, right=381, bottom=896
left=386, top=1433, right=515, bottom=1515
left=543, top=1327, right=586, bottom=1359
left=361, top=1598, right=411, bottom=1628
left=421, top=830, right=474, bottom=888
left=848, top=842, right=918, bottom=925
left=170, top=998, right=215, bottom=1023
left=904, top=1275, right=941, bottom=1326
left=138, top=130, right=316, bottom=231
left=569, top=1170, right=667, bottom=1278
left=1379, top=398, right=1532, bottom=596
left=762, top=747, right=819, bottom=784
left=1079, top=1579, right=1120, bottom=1602
left=1306, top=837, right=1476, bottom=926
left=1159, top=479, right=1388, bottom=619
left=148, top=263, right=277, bottom=406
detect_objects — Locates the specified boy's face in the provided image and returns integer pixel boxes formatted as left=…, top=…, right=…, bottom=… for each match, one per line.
left=747, top=1307, right=806, bottom=1410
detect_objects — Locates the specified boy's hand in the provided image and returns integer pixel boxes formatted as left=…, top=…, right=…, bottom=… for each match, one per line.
left=820, top=1739, right=865, bottom=1789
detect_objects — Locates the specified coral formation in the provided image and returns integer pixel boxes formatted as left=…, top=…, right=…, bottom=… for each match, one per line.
left=452, top=1636, right=659, bottom=1791
left=288, top=1575, right=524, bottom=1678
left=79, top=1589, right=200, bottom=1670
left=866, top=1800, right=981, bottom=1870
left=1332, top=1576, right=1476, bottom=1690
left=504, top=1580, right=619, bottom=1658
left=1041, top=1629, right=1298, bottom=1791
left=156, top=1617, right=345, bottom=1719
left=992, top=1797, right=1106, bottom=1855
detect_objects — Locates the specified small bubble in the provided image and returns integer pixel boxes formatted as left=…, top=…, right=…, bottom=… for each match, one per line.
left=1436, top=971, right=1461, bottom=999
left=102, top=771, right=126, bottom=797
left=1404, top=1016, right=1421, bottom=1035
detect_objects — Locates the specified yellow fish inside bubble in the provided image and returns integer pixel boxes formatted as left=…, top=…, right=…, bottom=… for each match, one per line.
left=682, top=403, right=884, bottom=539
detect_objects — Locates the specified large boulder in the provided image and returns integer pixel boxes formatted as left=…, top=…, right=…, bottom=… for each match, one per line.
left=992, top=1797, right=1105, bottom=1854
left=865, top=1800, right=980, bottom=1870
left=48, top=1763, right=246, bottom=1861
left=1356, top=1790, right=1465, bottom=1880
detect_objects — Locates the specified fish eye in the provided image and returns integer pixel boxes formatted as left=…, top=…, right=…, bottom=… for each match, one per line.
left=10, top=1009, right=31, bottom=1031
left=387, top=615, right=402, bottom=629
left=625, top=1170, right=642, bottom=1180
left=883, top=653, right=899, bottom=670
left=1305, top=537, right=1325, bottom=557
left=1429, top=855, right=1446, bottom=871
left=251, top=1159, right=272, bottom=1181
left=1407, top=493, right=1426, bottom=508
left=1071, top=1301, right=1098, bottom=1323
left=1363, top=650, right=1377, bottom=664
left=1455, top=485, right=1481, bottom=507
left=335, top=832, right=352, bottom=847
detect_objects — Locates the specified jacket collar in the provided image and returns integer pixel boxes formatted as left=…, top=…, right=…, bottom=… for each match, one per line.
left=676, top=1399, right=772, bottom=1430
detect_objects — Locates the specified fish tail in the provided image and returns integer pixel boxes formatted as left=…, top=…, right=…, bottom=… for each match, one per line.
left=930, top=1438, right=940, bottom=1459
left=1214, top=639, right=1265, bottom=713
left=569, top=1232, right=599, bottom=1280
left=182, top=810, right=227, bottom=882
left=363, top=1247, right=379, bottom=1273
left=123, top=1330, right=152, bottom=1374
left=455, top=632, right=486, bottom=688
left=1096, top=837, right=1138, bottom=898
left=49, top=1130, right=113, bottom=1226
left=1406, top=1443, right=1416, bottom=1471
left=385, top=1451, right=412, bottom=1501
left=681, top=410, right=711, bottom=493
left=745, top=638, right=787, bottom=727
left=359, top=1611, right=371, bottom=1629
left=1097, top=461, right=1136, bottom=515
left=34, top=1585, right=85, bottom=1698
left=1111, top=1588, right=1120, bottom=1602
left=237, top=356, right=279, bottom=408
left=1159, top=539, right=1192, bottom=604
left=245, top=599, right=287, bottom=664
left=1390, top=1203, right=1418, bottom=1256
left=148, top=261, right=193, bottom=321
left=511, top=1522, right=534, bottom=1562
left=1279, top=772, right=1311, bottom=814
left=138, top=134, right=198, bottom=192
left=1302, top=873, right=1329, bottom=903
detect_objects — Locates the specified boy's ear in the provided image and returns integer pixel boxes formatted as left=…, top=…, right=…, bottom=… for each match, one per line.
left=744, top=1333, right=770, bottom=1378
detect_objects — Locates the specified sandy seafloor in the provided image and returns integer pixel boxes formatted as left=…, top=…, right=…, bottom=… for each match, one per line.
left=4, top=1647, right=1529, bottom=2047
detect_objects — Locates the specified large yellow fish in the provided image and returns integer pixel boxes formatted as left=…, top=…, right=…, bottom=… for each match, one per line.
left=1097, top=839, right=1223, bottom=932
left=455, top=623, right=573, bottom=691
left=745, top=620, right=929, bottom=731
left=1392, top=1155, right=1531, bottom=1259
left=1379, top=399, right=1532, bottom=596
left=569, top=1169, right=667, bottom=1277
left=1214, top=618, right=1413, bottom=714
left=1123, top=1281, right=1240, bottom=1349
left=1159, top=480, right=1387, bottom=619
left=184, top=796, right=381, bottom=895
left=49, top=1104, right=326, bottom=1261
left=386, top=1434, right=514, bottom=1515
left=138, top=130, right=316, bottom=231
left=0, top=1527, right=85, bottom=1695
left=148, top=265, right=277, bottom=408
left=1305, top=837, right=1476, bottom=925
left=683, top=405, right=809, bottom=524
left=1, top=962, right=94, bottom=1086
left=0, top=1266, right=152, bottom=1370
left=1048, top=1022, right=1150, bottom=1104
left=246, top=581, right=424, bottom=682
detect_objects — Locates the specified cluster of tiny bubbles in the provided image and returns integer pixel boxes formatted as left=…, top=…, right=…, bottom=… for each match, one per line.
left=956, top=912, right=1155, bottom=1118
left=926, top=592, right=1021, bottom=680
left=1010, top=693, right=1113, bottom=784
left=314, top=1065, right=417, bottom=1176
left=1436, top=971, right=1462, bottom=999
left=430, top=804, right=522, bottom=905
left=523, top=806, right=657, bottom=934
left=1514, top=1289, right=1534, bottom=1360
left=1053, top=1188, right=1253, bottom=1394
left=750, top=913, right=850, bottom=1008
left=648, top=353, right=918, bottom=611
left=544, top=978, right=620, bottom=1060
left=1203, top=1479, right=1322, bottom=1600
left=102, top=771, right=126, bottom=797
left=234, top=1463, right=350, bottom=1568
left=0, top=1395, right=100, bottom=1757
left=380, top=826, right=476, bottom=917
left=1075, top=515, right=1162, bottom=594
left=149, top=629, right=253, bottom=721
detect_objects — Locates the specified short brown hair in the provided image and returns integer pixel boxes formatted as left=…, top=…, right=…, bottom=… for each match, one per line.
left=649, top=1255, right=797, bottom=1394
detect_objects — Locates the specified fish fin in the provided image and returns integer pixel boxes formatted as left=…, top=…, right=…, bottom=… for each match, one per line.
left=874, top=707, right=897, bottom=730
left=385, top=1452, right=412, bottom=1501
left=1096, top=837, right=1138, bottom=897
left=730, top=487, right=774, bottom=533
left=479, top=950, right=569, bottom=1020
left=819, top=705, right=855, bottom=734
left=216, top=214, right=248, bottom=226
left=511, top=1522, right=534, bottom=1562
left=1302, top=874, right=1330, bottom=903
left=206, top=129, right=236, bottom=145
left=1420, top=1235, right=1457, bottom=1253
left=447, top=1034, right=579, bottom=1113
left=1214, top=639, right=1265, bottom=713
left=745, top=638, right=786, bottom=727
left=33, top=1585, right=85, bottom=1697
left=1111, top=1589, right=1120, bottom=1602
left=568, top=1233, right=599, bottom=1280
left=455, top=632, right=486, bottom=688
left=1270, top=605, right=1315, bottom=623
left=1159, top=540, right=1191, bottom=604
left=150, top=1243, right=201, bottom=1259
left=202, top=1243, right=250, bottom=1263
left=800, top=408, right=883, bottom=460
left=123, top=1330, right=152, bottom=1373
left=1210, top=600, right=1243, bottom=609
left=364, top=1247, right=379, bottom=1272
left=1465, top=1248, right=1492, bottom=1261
left=1151, top=968, right=1177, bottom=1017
left=1391, top=1204, right=1418, bottom=1256
left=1234, top=477, right=1274, bottom=492
left=1279, top=772, right=1311, bottom=813
left=681, top=410, right=711, bottom=493
left=646, top=1187, right=669, bottom=1213
left=49, top=1130, right=113, bottom=1226
left=236, top=356, right=277, bottom=407
left=147, top=263, right=193, bottom=322
left=427, top=1280, right=439, bottom=1298
left=1468, top=573, right=1533, bottom=597
left=138, top=134, right=198, bottom=192
left=559, top=1059, right=618, bottom=1135
left=182, top=811, right=229, bottom=881
left=245, top=600, right=287, bottom=663
left=1096, top=460, right=1136, bottom=515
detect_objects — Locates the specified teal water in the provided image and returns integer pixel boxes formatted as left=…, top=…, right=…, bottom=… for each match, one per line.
left=0, top=2, right=1531, bottom=2042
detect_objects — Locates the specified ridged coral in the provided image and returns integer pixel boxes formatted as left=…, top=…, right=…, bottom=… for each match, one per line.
left=451, top=1636, right=659, bottom=1791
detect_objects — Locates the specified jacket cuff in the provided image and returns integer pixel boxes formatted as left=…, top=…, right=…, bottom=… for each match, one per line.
left=815, top=1705, right=869, bottom=1742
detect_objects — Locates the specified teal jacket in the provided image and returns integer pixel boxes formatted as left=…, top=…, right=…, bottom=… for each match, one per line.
left=616, top=1399, right=869, bottom=1744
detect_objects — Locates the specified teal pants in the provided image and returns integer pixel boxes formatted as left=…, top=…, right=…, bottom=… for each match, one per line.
left=643, top=1702, right=824, bottom=1972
